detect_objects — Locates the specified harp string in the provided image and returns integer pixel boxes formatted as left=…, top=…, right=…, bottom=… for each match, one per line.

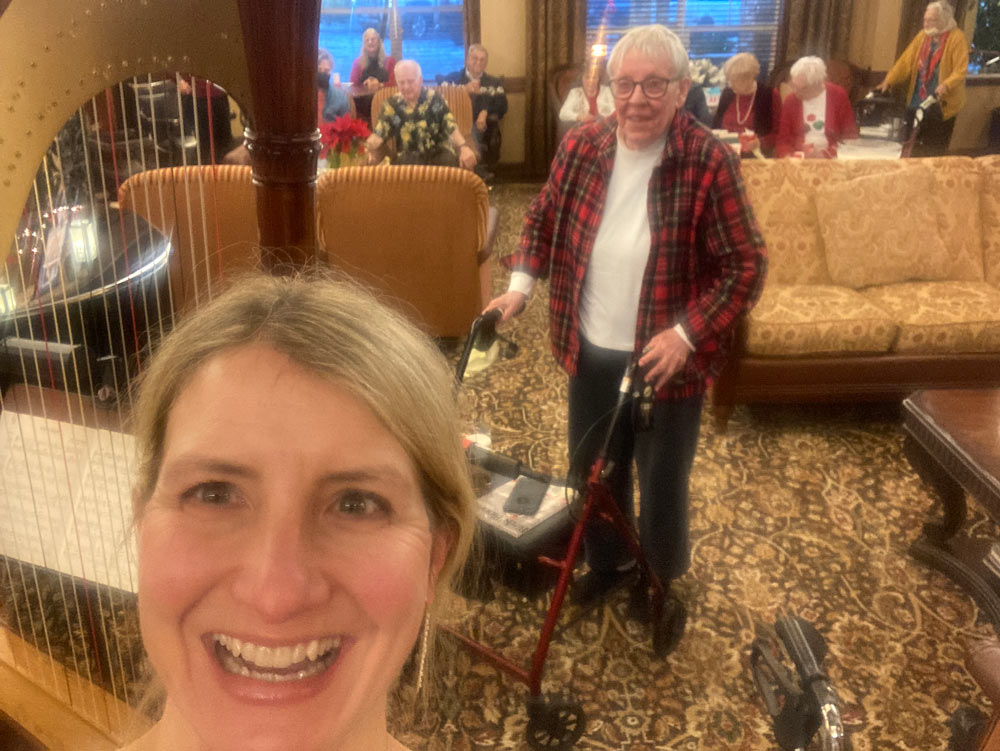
left=28, top=173, right=109, bottom=722
left=45, top=134, right=137, bottom=720
left=174, top=73, right=204, bottom=310
left=77, top=95, right=141, bottom=712
left=114, top=83, right=157, bottom=350
left=131, top=74, right=168, bottom=346
left=4, top=224, right=98, bottom=719
left=103, top=89, right=144, bottom=373
left=4, top=65, right=240, bottom=735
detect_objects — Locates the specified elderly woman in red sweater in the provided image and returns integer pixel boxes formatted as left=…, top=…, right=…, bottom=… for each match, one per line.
left=712, top=52, right=783, bottom=157
left=776, top=56, right=858, bottom=158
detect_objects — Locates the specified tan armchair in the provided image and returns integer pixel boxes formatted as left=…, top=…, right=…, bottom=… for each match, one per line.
left=117, top=165, right=259, bottom=317
left=370, top=85, right=399, bottom=128
left=315, top=164, right=497, bottom=338
left=436, top=84, right=475, bottom=154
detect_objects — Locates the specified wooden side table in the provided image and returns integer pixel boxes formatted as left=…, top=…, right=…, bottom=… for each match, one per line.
left=904, top=389, right=1000, bottom=623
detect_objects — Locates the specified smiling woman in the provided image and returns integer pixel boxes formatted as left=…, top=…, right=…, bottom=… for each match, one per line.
left=123, top=272, right=477, bottom=751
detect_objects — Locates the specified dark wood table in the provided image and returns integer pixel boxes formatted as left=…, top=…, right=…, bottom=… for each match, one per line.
left=904, top=389, right=1000, bottom=622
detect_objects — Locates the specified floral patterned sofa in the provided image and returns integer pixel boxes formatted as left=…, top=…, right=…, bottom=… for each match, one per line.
left=711, top=155, right=1000, bottom=430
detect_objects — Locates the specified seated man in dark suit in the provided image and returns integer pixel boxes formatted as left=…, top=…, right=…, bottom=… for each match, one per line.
left=441, top=44, right=507, bottom=177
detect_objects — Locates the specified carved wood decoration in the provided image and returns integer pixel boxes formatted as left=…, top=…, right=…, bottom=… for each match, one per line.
left=237, top=0, right=321, bottom=268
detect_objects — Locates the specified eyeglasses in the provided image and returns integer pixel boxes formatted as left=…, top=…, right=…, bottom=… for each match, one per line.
left=609, top=76, right=678, bottom=99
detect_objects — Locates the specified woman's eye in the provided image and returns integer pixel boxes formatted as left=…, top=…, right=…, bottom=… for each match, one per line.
left=335, top=490, right=388, bottom=518
left=183, top=482, right=235, bottom=506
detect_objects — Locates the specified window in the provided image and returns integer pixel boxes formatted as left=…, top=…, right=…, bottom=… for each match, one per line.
left=319, top=1, right=465, bottom=82
left=970, top=0, right=1000, bottom=74
left=585, top=0, right=782, bottom=81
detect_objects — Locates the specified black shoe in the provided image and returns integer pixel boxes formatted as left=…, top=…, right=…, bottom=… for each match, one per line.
left=571, top=565, right=636, bottom=608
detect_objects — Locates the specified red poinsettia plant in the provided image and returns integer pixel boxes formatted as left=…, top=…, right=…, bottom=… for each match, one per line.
left=319, top=115, right=371, bottom=168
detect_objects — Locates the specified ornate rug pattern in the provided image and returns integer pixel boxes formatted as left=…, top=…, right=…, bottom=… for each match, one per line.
left=392, top=183, right=997, bottom=751
left=1, top=183, right=996, bottom=751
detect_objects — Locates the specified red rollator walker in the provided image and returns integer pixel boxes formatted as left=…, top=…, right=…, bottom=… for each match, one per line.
left=449, top=309, right=687, bottom=751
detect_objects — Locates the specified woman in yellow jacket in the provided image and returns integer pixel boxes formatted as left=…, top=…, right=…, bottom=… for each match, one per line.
left=876, top=1, right=969, bottom=156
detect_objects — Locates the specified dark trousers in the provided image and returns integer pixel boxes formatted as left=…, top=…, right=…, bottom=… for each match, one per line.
left=568, top=337, right=703, bottom=583
left=904, top=103, right=956, bottom=157
left=472, top=119, right=502, bottom=167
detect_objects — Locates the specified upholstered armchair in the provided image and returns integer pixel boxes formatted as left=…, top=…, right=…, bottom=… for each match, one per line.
left=315, top=164, right=497, bottom=339
left=117, top=165, right=259, bottom=317
left=436, top=83, right=475, bottom=156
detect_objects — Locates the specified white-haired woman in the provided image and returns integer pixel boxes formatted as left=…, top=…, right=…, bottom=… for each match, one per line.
left=350, top=27, right=397, bottom=93
left=876, top=1, right=969, bottom=156
left=712, top=52, right=783, bottom=157
left=776, top=56, right=857, bottom=158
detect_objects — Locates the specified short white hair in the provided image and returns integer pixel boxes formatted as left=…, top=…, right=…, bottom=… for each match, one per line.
left=926, top=1, right=957, bottom=32
left=395, top=59, right=422, bottom=80
left=790, top=56, right=827, bottom=88
left=607, top=24, right=690, bottom=81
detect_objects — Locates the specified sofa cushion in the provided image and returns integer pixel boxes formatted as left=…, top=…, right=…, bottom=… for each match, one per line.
left=740, top=160, right=846, bottom=285
left=815, top=166, right=957, bottom=289
left=922, top=157, right=985, bottom=283
left=746, top=284, right=898, bottom=357
left=862, top=281, right=1000, bottom=354
left=980, top=155, right=1000, bottom=288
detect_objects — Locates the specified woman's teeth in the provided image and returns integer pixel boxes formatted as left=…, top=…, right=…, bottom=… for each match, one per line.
left=213, top=634, right=342, bottom=681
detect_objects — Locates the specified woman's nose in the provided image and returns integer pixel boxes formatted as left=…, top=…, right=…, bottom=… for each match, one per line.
left=231, top=515, right=329, bottom=622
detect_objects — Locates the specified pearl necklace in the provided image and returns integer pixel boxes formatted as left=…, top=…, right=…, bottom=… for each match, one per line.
left=735, top=92, right=754, bottom=126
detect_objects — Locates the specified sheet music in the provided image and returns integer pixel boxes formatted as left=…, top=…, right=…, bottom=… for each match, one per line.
left=0, top=410, right=138, bottom=593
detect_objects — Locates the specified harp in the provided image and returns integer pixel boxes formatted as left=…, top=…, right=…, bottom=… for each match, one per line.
left=0, top=1, right=321, bottom=746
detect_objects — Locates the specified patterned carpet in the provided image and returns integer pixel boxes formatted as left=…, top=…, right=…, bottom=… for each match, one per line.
left=1, top=183, right=997, bottom=750
left=390, top=183, right=998, bottom=751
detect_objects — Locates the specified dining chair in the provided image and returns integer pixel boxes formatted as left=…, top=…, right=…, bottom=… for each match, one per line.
left=315, top=164, right=497, bottom=339
left=117, top=164, right=259, bottom=318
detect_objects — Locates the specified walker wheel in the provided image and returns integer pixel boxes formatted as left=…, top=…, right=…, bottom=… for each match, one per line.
left=526, top=695, right=586, bottom=750
left=652, top=596, right=687, bottom=657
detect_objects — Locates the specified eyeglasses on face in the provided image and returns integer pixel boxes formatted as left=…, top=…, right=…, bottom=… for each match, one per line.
left=609, top=76, right=678, bottom=99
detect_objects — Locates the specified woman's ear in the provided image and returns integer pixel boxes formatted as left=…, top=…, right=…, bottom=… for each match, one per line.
left=426, top=529, right=453, bottom=605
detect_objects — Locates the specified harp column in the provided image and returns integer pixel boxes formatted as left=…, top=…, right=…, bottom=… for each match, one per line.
left=237, top=0, right=322, bottom=270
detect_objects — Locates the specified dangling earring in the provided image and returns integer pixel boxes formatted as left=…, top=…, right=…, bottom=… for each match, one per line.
left=415, top=609, right=431, bottom=694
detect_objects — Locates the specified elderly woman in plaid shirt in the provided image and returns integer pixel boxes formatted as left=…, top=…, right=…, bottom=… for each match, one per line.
left=486, top=25, right=767, bottom=641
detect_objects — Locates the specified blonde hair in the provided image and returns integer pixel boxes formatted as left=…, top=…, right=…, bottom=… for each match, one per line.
left=131, top=272, right=476, bottom=594
left=723, top=52, right=761, bottom=82
left=360, top=27, right=388, bottom=68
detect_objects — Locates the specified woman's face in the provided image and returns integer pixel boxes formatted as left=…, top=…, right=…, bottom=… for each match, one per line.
left=137, top=343, right=443, bottom=751
left=791, top=72, right=825, bottom=102
left=363, top=29, right=381, bottom=55
left=727, top=72, right=757, bottom=97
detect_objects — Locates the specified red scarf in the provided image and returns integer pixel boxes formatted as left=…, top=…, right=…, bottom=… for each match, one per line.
left=916, top=31, right=948, bottom=100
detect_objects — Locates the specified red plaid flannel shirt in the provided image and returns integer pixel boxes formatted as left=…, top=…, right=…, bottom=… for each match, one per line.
left=508, top=111, right=767, bottom=400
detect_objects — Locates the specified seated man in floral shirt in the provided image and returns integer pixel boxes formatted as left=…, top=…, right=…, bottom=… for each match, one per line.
left=366, top=59, right=478, bottom=169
